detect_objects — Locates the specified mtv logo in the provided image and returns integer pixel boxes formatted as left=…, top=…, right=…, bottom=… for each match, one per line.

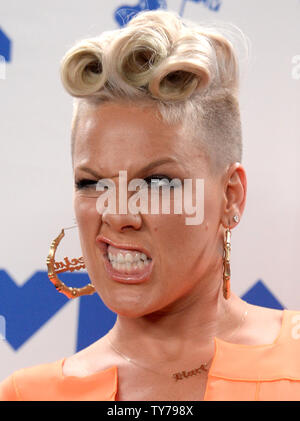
left=114, top=0, right=167, bottom=27
left=241, top=280, right=284, bottom=310
left=0, top=28, right=12, bottom=62
left=0, top=269, right=116, bottom=351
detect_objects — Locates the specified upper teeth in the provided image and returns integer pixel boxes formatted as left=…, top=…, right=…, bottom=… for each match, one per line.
left=108, top=251, right=149, bottom=264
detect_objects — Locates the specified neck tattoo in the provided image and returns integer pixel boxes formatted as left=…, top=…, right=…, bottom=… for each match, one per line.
left=172, top=364, right=209, bottom=381
left=106, top=303, right=249, bottom=382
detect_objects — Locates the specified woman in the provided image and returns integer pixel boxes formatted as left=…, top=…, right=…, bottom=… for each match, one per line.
left=1, top=9, right=300, bottom=401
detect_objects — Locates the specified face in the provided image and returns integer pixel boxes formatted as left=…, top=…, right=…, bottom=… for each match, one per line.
left=73, top=102, right=226, bottom=317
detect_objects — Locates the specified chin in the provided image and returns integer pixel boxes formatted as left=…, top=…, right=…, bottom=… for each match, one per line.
left=96, top=287, right=160, bottom=318
left=104, top=302, right=151, bottom=319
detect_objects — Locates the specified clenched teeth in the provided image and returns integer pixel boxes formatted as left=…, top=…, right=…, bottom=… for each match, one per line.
left=107, top=250, right=151, bottom=272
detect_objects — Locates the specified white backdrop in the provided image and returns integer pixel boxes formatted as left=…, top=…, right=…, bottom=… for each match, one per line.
left=0, top=0, right=299, bottom=381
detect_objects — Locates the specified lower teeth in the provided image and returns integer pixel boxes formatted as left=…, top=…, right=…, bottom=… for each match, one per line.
left=109, top=259, right=149, bottom=272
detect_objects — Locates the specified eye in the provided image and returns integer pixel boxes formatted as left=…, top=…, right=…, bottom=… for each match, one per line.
left=75, top=178, right=98, bottom=190
left=143, top=174, right=180, bottom=188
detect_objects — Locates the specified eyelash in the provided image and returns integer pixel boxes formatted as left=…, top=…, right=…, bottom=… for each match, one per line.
left=75, top=174, right=175, bottom=190
left=144, top=175, right=174, bottom=186
left=75, top=179, right=98, bottom=189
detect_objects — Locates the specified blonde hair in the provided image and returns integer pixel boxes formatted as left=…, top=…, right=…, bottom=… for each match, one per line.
left=60, top=10, right=249, bottom=173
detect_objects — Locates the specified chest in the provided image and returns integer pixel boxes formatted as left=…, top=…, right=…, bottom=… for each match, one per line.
left=115, top=364, right=209, bottom=401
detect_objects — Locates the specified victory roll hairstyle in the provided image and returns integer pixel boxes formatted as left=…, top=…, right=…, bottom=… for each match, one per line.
left=60, top=10, right=249, bottom=173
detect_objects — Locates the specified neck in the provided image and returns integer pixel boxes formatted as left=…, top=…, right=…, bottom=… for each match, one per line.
left=108, top=281, right=246, bottom=365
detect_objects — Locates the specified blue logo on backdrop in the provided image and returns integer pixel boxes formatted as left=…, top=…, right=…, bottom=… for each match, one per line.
left=114, top=0, right=221, bottom=26
left=0, top=270, right=116, bottom=352
left=0, top=27, right=12, bottom=62
left=0, top=269, right=284, bottom=352
left=114, top=0, right=167, bottom=26
left=179, top=0, right=222, bottom=16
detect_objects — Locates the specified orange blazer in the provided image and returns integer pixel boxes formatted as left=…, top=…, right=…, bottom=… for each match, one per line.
left=1, top=309, right=300, bottom=401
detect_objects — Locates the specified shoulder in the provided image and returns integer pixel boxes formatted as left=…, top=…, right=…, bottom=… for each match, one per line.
left=63, top=335, right=123, bottom=377
left=236, top=303, right=284, bottom=346
left=0, top=354, right=118, bottom=401
left=230, top=302, right=300, bottom=348
left=280, top=308, right=300, bottom=343
left=212, top=306, right=300, bottom=386
left=246, top=305, right=300, bottom=345
left=0, top=359, right=64, bottom=401
left=252, top=306, right=300, bottom=342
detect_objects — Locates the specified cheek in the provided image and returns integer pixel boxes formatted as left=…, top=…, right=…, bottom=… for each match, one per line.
left=74, top=195, right=101, bottom=247
left=74, top=195, right=99, bottom=224
left=203, top=181, right=223, bottom=223
left=150, top=214, right=196, bottom=257
left=150, top=209, right=214, bottom=272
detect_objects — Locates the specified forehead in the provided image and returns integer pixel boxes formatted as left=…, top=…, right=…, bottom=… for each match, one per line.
left=73, top=102, right=206, bottom=175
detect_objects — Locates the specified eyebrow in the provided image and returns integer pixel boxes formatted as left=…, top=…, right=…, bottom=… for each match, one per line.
left=76, top=157, right=179, bottom=179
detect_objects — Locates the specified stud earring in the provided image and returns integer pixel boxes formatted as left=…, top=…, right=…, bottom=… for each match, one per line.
left=46, top=226, right=95, bottom=299
left=233, top=214, right=239, bottom=223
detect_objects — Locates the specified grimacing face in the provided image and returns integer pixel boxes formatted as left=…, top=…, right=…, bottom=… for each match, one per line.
left=73, top=102, right=228, bottom=317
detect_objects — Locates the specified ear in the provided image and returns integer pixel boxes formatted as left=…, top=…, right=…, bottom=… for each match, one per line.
left=221, top=162, right=247, bottom=228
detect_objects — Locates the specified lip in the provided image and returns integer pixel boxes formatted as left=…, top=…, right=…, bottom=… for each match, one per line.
left=96, top=235, right=153, bottom=284
left=96, top=235, right=152, bottom=259
left=103, top=256, right=153, bottom=284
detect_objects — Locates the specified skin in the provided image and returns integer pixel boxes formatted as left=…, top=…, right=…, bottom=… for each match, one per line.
left=65, top=101, right=283, bottom=399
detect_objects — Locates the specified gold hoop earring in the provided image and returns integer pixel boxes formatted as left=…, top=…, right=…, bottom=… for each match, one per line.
left=222, top=227, right=231, bottom=300
left=46, top=226, right=95, bottom=299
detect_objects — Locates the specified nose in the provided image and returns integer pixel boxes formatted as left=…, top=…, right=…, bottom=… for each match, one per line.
left=97, top=172, right=144, bottom=232
left=101, top=209, right=142, bottom=232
